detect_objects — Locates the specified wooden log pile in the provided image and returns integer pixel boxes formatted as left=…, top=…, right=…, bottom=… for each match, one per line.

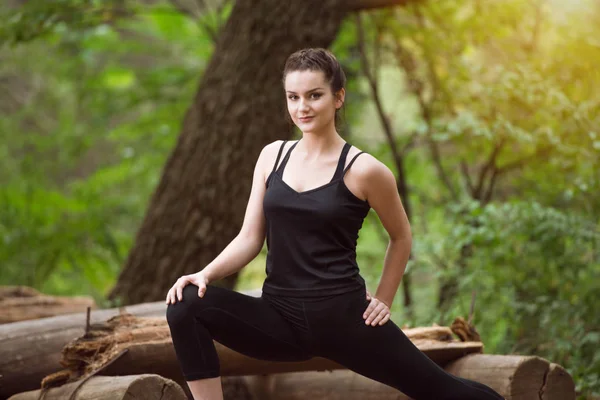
left=0, top=288, right=577, bottom=400
left=0, top=286, right=97, bottom=324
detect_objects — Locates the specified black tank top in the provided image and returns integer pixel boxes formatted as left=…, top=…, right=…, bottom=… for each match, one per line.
left=262, top=140, right=370, bottom=297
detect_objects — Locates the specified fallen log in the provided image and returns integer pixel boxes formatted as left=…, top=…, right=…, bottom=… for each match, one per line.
left=0, top=286, right=97, bottom=324
left=445, top=354, right=576, bottom=400
left=7, top=374, right=186, bottom=400
left=239, top=355, right=576, bottom=400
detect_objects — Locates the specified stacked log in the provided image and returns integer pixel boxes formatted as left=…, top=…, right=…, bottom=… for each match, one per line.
left=0, top=286, right=97, bottom=324
left=7, top=374, right=187, bottom=400
left=0, top=299, right=168, bottom=399
left=1, top=294, right=577, bottom=400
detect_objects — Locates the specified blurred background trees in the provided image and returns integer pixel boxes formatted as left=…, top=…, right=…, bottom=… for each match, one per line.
left=1, top=0, right=598, bottom=397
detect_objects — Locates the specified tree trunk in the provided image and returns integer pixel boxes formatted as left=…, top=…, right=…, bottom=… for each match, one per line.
left=8, top=375, right=186, bottom=400
left=108, top=0, right=417, bottom=306
left=107, top=0, right=349, bottom=305
left=0, top=286, right=96, bottom=324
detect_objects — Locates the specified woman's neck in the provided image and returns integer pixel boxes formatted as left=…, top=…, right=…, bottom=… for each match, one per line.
left=297, top=130, right=345, bottom=160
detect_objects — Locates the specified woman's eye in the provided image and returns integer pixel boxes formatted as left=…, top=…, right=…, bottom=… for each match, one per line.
left=288, top=95, right=298, bottom=100
left=311, top=93, right=322, bottom=99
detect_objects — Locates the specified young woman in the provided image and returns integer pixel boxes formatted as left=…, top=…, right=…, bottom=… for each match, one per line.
left=166, top=48, right=504, bottom=400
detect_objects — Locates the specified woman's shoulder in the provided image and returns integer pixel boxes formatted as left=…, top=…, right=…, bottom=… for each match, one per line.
left=346, top=146, right=393, bottom=181
left=261, top=140, right=295, bottom=160
left=263, top=139, right=300, bottom=153
left=257, top=140, right=299, bottom=172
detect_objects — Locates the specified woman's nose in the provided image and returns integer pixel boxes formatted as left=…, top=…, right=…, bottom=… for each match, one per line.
left=299, top=99, right=309, bottom=111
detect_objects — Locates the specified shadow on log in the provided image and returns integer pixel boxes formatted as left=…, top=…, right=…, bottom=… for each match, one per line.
left=7, top=374, right=186, bottom=400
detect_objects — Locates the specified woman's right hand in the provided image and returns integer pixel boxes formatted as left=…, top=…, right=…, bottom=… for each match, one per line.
left=165, top=271, right=209, bottom=305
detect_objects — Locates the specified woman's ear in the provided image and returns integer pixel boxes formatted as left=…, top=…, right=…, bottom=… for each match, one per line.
left=335, top=88, right=346, bottom=109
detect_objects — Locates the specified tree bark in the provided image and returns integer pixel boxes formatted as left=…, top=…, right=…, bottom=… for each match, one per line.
left=108, top=0, right=419, bottom=306
left=8, top=375, right=187, bottom=400
left=0, top=286, right=96, bottom=324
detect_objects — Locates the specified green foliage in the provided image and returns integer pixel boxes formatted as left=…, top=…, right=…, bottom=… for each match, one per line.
left=445, top=200, right=600, bottom=396
left=0, top=1, right=215, bottom=302
left=0, top=0, right=129, bottom=45
left=352, top=1, right=600, bottom=396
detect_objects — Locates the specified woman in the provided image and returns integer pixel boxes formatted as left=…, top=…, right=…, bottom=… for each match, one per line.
left=166, top=48, right=504, bottom=400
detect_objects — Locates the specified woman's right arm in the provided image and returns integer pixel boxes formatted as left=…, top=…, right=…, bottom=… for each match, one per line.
left=166, top=141, right=281, bottom=304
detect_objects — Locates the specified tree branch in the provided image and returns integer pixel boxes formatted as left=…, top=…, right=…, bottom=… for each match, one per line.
left=473, top=138, right=505, bottom=200
left=460, top=160, right=474, bottom=194
left=355, top=13, right=407, bottom=211
left=482, top=166, right=498, bottom=205
left=392, top=34, right=458, bottom=201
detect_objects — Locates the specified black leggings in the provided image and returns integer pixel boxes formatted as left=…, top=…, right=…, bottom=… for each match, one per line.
left=166, top=284, right=504, bottom=400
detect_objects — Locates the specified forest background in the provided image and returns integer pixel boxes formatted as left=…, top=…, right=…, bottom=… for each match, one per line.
left=1, top=0, right=598, bottom=398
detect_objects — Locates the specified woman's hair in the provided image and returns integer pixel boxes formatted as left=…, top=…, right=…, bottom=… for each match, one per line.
left=282, top=48, right=347, bottom=128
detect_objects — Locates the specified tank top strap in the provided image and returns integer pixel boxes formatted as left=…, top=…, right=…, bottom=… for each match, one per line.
left=331, top=142, right=352, bottom=181
left=343, top=151, right=365, bottom=176
left=275, top=140, right=300, bottom=175
left=271, top=141, right=287, bottom=173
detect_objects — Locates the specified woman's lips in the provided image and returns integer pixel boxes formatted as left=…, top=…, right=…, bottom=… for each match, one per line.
left=299, top=116, right=314, bottom=122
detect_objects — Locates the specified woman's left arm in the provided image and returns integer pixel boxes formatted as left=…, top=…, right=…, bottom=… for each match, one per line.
left=358, top=157, right=412, bottom=324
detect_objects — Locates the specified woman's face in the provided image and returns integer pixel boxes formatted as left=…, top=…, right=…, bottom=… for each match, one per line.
left=284, top=70, right=344, bottom=134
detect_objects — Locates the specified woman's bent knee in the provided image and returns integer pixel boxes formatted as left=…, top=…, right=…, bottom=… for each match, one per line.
left=166, top=284, right=204, bottom=326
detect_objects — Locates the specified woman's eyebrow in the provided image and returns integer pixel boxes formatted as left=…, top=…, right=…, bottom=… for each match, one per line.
left=286, top=87, right=325, bottom=94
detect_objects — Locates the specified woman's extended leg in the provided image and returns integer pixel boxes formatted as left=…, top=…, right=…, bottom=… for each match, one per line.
left=310, top=290, right=504, bottom=400
left=166, top=284, right=312, bottom=399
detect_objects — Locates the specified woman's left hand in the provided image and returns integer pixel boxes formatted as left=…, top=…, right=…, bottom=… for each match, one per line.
left=363, top=290, right=391, bottom=326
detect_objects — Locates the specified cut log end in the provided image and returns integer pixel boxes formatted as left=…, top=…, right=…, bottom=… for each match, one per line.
left=541, top=363, right=576, bottom=400
left=446, top=354, right=577, bottom=400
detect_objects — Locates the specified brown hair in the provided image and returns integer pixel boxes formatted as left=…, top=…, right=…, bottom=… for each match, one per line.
left=282, top=48, right=347, bottom=127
